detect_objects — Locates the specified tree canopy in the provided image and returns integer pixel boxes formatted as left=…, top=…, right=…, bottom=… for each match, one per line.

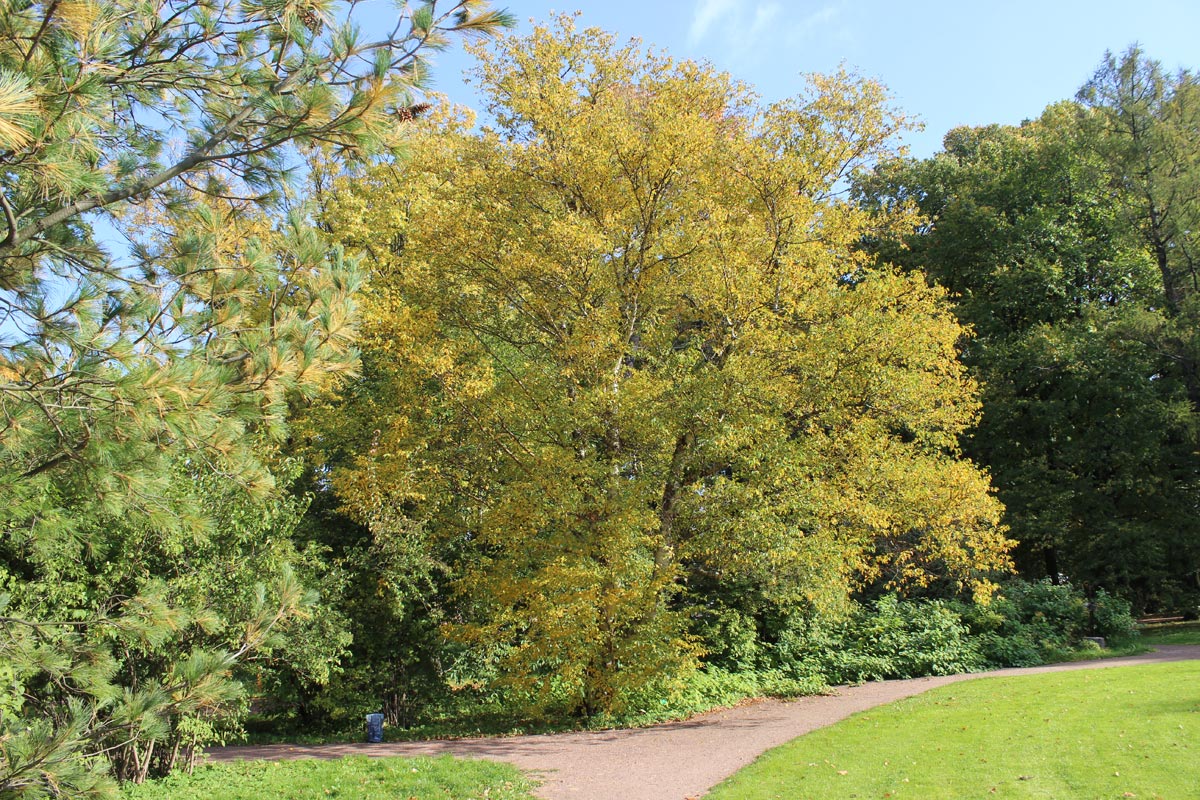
left=855, top=47, right=1200, bottom=609
left=0, top=1, right=511, bottom=795
left=315, top=16, right=1010, bottom=717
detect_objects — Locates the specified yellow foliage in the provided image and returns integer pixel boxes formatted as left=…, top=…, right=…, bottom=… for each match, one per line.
left=323, top=15, right=1011, bottom=716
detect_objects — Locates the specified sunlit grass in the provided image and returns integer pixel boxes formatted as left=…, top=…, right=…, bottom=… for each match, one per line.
left=1138, top=622, right=1200, bottom=646
left=708, top=661, right=1200, bottom=800
left=120, top=754, right=535, bottom=800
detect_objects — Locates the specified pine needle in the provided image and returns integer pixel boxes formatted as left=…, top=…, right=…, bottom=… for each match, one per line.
left=56, top=1, right=101, bottom=38
left=0, top=71, right=38, bottom=149
left=450, top=9, right=516, bottom=38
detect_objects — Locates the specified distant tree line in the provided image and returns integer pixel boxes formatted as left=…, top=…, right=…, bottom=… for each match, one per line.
left=856, top=45, right=1200, bottom=610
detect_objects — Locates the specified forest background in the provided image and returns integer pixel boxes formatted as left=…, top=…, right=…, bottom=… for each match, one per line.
left=0, top=2, right=1197, bottom=798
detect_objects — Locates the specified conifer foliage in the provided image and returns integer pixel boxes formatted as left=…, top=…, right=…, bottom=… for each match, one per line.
left=0, top=1, right=510, bottom=795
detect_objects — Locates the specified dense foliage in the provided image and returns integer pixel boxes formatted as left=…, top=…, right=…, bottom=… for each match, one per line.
left=303, top=16, right=1010, bottom=721
left=0, top=1, right=510, bottom=796
left=856, top=47, right=1200, bottom=611
left=0, top=4, right=1188, bottom=792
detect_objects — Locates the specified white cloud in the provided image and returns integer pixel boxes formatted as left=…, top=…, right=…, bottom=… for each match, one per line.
left=690, top=1, right=847, bottom=67
left=748, top=3, right=783, bottom=43
left=689, top=0, right=737, bottom=46
left=787, top=3, right=845, bottom=44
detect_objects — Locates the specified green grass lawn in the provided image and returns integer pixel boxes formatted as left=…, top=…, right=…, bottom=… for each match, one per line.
left=120, top=754, right=535, bottom=800
left=1138, top=622, right=1200, bottom=646
left=708, top=661, right=1200, bottom=800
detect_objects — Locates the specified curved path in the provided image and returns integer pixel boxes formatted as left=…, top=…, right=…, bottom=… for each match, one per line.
left=209, top=645, right=1200, bottom=800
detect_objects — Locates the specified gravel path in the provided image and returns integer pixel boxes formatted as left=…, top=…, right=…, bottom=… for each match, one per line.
left=209, top=645, right=1200, bottom=800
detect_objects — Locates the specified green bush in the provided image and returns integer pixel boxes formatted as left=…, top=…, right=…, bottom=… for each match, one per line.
left=1009, top=580, right=1088, bottom=633
left=837, top=596, right=983, bottom=682
left=769, top=596, right=983, bottom=684
left=972, top=630, right=1046, bottom=667
left=671, top=666, right=825, bottom=711
left=690, top=605, right=765, bottom=673
left=1090, top=589, right=1138, bottom=641
left=954, top=579, right=1139, bottom=667
left=955, top=583, right=1071, bottom=667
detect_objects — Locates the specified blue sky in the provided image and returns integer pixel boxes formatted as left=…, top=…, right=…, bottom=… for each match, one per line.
left=418, top=0, right=1200, bottom=157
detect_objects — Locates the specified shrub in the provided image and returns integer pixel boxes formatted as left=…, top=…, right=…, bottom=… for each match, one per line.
left=964, top=582, right=1074, bottom=666
left=770, top=596, right=983, bottom=684
left=955, top=579, right=1139, bottom=667
left=835, top=596, right=983, bottom=682
left=1089, top=589, right=1138, bottom=642
left=690, top=605, right=766, bottom=673
left=673, top=666, right=825, bottom=709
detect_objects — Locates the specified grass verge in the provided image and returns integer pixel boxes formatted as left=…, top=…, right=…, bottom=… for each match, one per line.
left=707, top=661, right=1200, bottom=800
left=240, top=646, right=1153, bottom=746
left=241, top=669, right=827, bottom=744
left=1043, top=639, right=1148, bottom=663
left=1138, top=622, right=1200, bottom=646
left=120, top=755, right=536, bottom=800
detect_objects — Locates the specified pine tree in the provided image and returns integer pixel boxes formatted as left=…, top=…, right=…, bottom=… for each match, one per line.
left=0, top=1, right=511, bottom=794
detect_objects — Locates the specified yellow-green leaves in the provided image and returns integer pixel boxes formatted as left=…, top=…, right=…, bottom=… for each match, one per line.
left=325, top=15, right=1011, bottom=717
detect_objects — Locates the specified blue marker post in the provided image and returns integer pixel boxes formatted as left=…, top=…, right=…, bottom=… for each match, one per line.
left=365, top=713, right=384, bottom=743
